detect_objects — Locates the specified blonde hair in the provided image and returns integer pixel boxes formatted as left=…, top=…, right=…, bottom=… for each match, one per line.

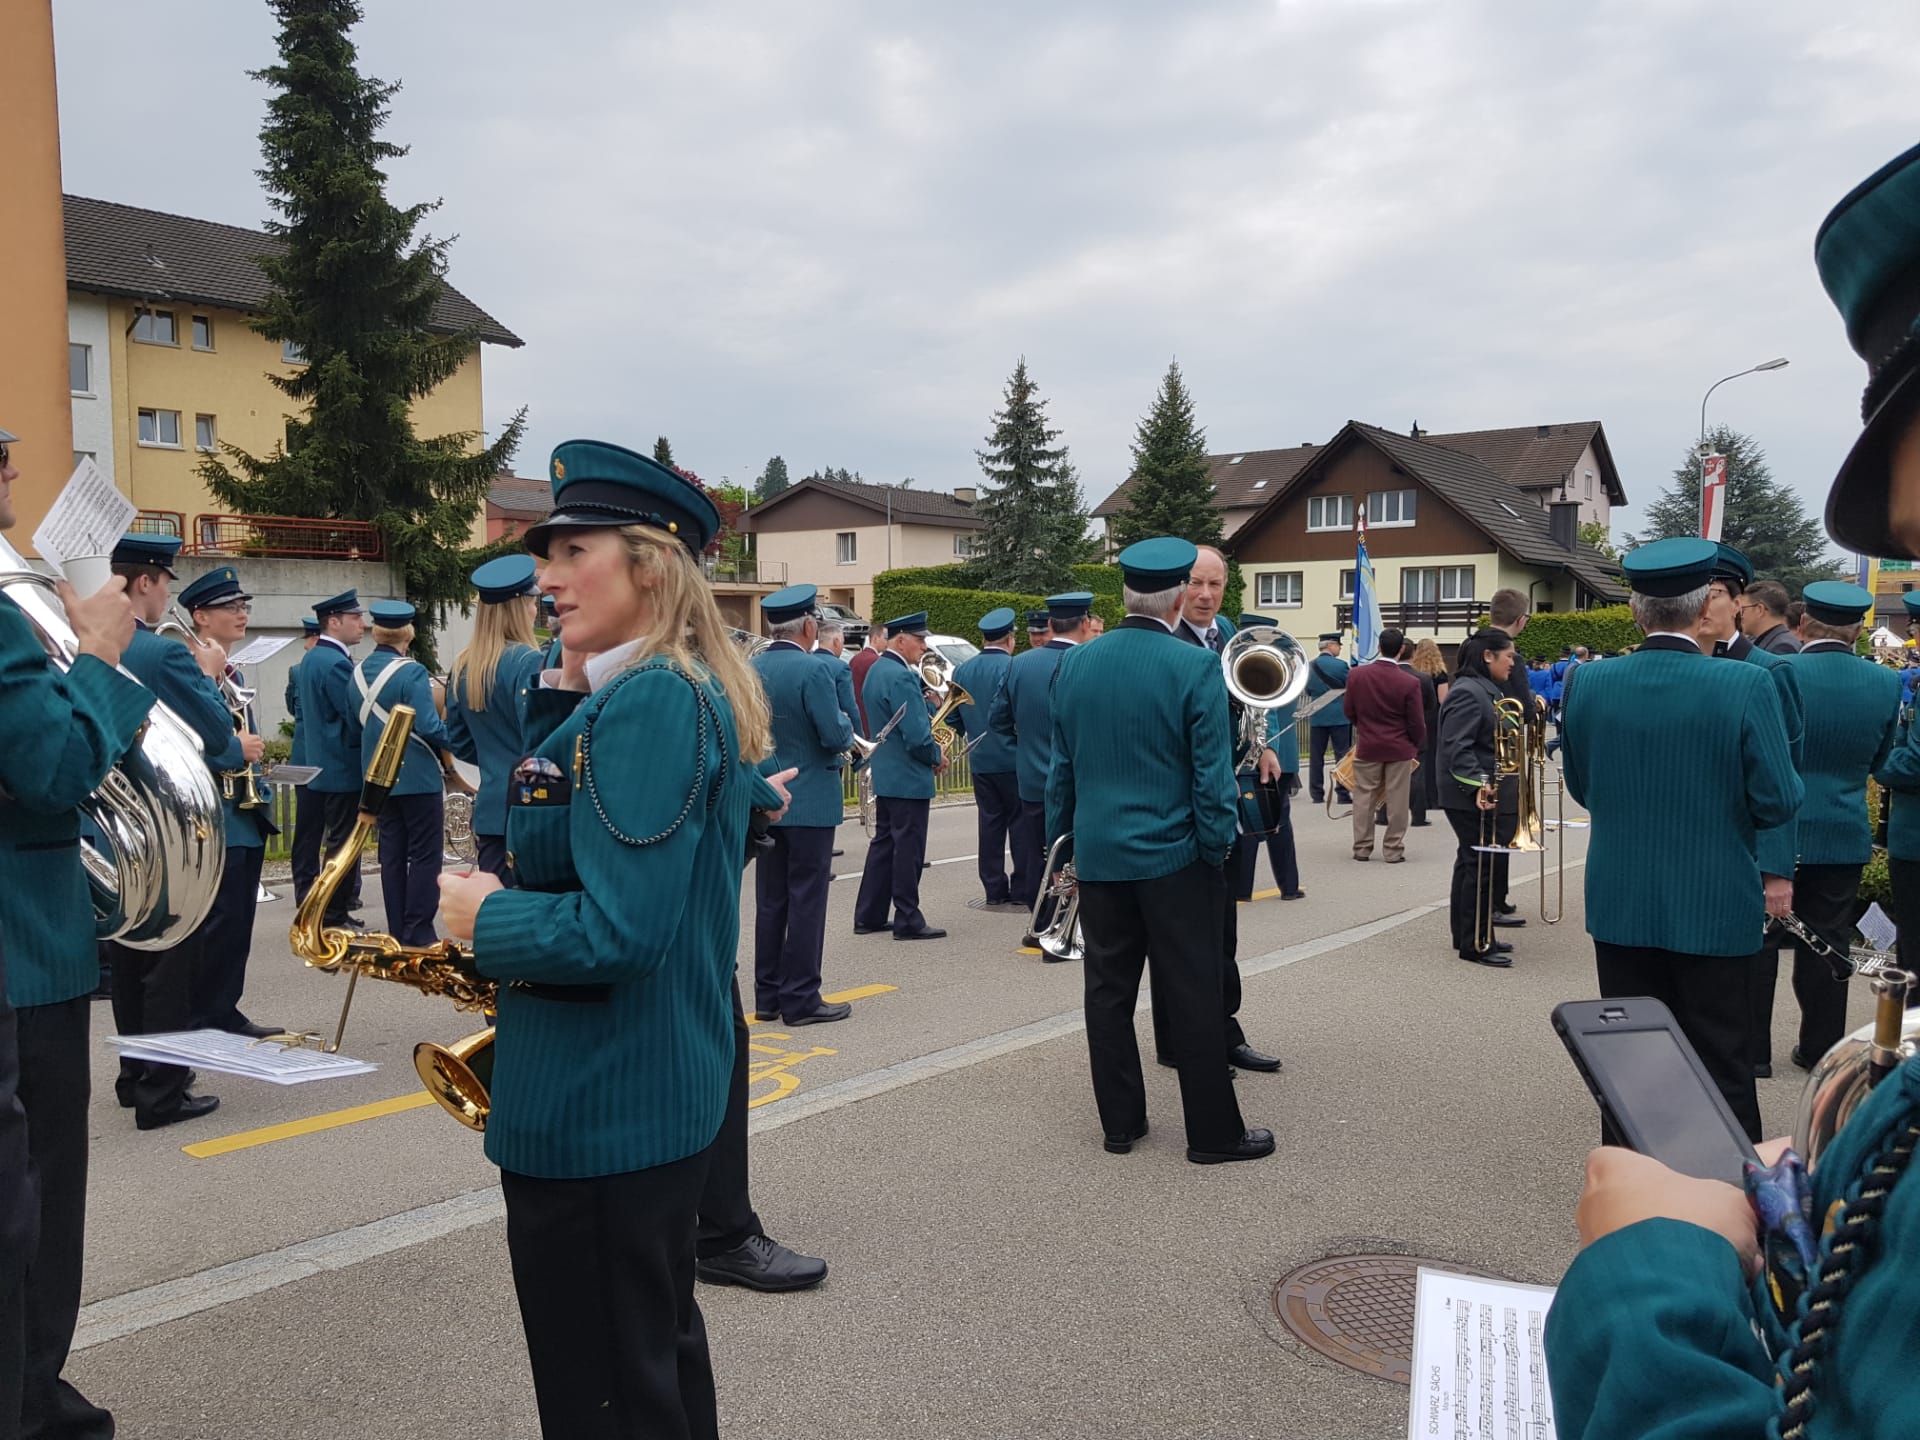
left=372, top=623, right=416, bottom=649
left=1409, top=637, right=1448, bottom=677
left=610, top=525, right=772, bottom=761
left=450, top=592, right=538, bottom=713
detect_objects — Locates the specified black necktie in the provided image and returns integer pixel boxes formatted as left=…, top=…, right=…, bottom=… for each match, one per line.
left=1712, top=640, right=1730, bottom=657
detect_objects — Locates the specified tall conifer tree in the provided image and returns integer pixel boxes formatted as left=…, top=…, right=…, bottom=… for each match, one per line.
left=653, top=437, right=675, bottom=468
left=198, top=0, right=525, bottom=663
left=971, top=358, right=1090, bottom=593
left=755, top=455, right=790, bottom=502
left=1110, top=360, right=1223, bottom=549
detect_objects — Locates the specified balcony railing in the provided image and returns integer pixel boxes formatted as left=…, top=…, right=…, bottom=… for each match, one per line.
left=1335, top=599, right=1485, bottom=634
left=131, top=509, right=185, bottom=539
left=703, top=557, right=787, bottom=586
left=188, top=514, right=385, bottom=560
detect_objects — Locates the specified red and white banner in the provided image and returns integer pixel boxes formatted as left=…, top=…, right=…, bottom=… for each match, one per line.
left=1699, top=453, right=1728, bottom=542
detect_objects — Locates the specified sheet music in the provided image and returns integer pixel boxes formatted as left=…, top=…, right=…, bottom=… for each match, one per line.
left=31, top=457, right=137, bottom=571
left=226, top=634, right=297, bottom=667
left=108, top=1030, right=376, bottom=1085
left=1407, top=1268, right=1557, bottom=1440
left=1857, top=903, right=1897, bottom=953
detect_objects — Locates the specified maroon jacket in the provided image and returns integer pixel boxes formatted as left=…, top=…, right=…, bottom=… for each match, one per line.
left=1342, top=657, right=1427, bottom=762
left=849, top=644, right=881, bottom=734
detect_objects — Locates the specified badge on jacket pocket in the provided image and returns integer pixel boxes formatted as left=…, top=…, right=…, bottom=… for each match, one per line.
left=511, top=755, right=570, bottom=807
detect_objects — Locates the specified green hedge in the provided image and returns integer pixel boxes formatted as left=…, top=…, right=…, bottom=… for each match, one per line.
left=1512, top=605, right=1645, bottom=660
left=871, top=560, right=1242, bottom=643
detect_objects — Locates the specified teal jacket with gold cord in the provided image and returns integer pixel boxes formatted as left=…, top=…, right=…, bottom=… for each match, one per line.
left=1783, top=642, right=1903, bottom=865
left=1877, top=709, right=1920, bottom=861
left=0, top=596, right=154, bottom=1006
left=1545, top=1053, right=1920, bottom=1438
left=471, top=658, right=750, bottom=1179
left=1045, top=616, right=1238, bottom=881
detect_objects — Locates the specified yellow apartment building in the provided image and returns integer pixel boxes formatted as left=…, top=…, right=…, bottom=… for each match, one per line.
left=64, top=195, right=520, bottom=542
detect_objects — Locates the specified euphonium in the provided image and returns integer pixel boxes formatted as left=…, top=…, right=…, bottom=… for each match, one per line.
left=1221, top=625, right=1311, bottom=762
left=287, top=704, right=497, bottom=1129
left=0, top=534, right=226, bottom=947
left=1030, top=832, right=1083, bottom=963
left=1794, top=969, right=1918, bottom=1171
left=928, top=681, right=974, bottom=763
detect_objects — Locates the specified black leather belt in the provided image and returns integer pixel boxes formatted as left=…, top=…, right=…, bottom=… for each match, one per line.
left=506, top=980, right=613, bottom=1004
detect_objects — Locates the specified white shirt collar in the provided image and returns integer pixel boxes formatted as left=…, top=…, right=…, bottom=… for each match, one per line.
left=317, top=634, right=353, bottom=656
left=585, top=638, right=647, bottom=692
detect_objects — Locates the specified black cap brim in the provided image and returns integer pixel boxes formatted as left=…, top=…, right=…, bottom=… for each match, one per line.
left=521, top=512, right=623, bottom=559
left=1827, top=360, right=1920, bottom=560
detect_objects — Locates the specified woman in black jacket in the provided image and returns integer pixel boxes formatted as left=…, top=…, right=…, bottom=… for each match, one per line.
left=1438, top=631, right=1520, bottom=966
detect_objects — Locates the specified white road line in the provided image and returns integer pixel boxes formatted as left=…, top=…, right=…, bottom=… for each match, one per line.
left=73, top=861, right=1584, bottom=1351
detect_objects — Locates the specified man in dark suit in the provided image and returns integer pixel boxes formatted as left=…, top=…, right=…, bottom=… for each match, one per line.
left=949, top=607, right=1023, bottom=909
left=1049, top=537, right=1272, bottom=1164
left=1738, top=580, right=1803, bottom=655
left=853, top=613, right=947, bottom=940
left=1304, top=634, right=1351, bottom=805
left=1391, top=633, right=1440, bottom=826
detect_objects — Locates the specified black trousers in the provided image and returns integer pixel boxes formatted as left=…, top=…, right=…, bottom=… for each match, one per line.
left=377, top=791, right=443, bottom=947
left=1443, top=807, right=1513, bottom=953
left=475, top=832, right=514, bottom=886
left=193, top=843, right=264, bottom=1030
left=290, top=786, right=326, bottom=903
left=0, top=942, right=35, bottom=1440
left=1232, top=780, right=1299, bottom=899
left=1789, top=861, right=1864, bottom=1064
left=972, top=770, right=1020, bottom=903
left=695, top=983, right=763, bottom=1260
left=1891, top=856, right=1920, bottom=972
left=852, top=797, right=929, bottom=936
left=1749, top=943, right=1782, bottom=1070
left=1308, top=726, right=1351, bottom=803
left=314, top=789, right=363, bottom=924
left=16, top=998, right=111, bottom=1440
left=502, top=1147, right=718, bottom=1440
left=1082, top=860, right=1246, bottom=1151
left=1010, top=796, right=1047, bottom=909
left=109, top=926, right=201, bottom=1122
left=753, top=826, right=834, bottom=1021
left=1594, top=940, right=1762, bottom=1142
left=1153, top=839, right=1249, bottom=1060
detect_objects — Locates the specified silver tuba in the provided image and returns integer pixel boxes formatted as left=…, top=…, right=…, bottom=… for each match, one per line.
left=0, top=533, right=226, bottom=948
left=1794, top=968, right=1918, bottom=1171
left=1029, top=833, right=1083, bottom=963
left=1221, top=624, right=1311, bottom=762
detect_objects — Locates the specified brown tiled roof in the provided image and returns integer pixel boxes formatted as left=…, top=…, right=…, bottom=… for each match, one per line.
left=1092, top=443, right=1323, bottom=518
left=62, top=194, right=522, bottom=347
left=1422, top=421, right=1626, bottom=505
left=487, top=474, right=551, bottom=517
left=742, top=476, right=983, bottom=527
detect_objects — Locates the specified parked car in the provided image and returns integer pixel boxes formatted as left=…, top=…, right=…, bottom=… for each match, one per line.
left=817, top=601, right=868, bottom=647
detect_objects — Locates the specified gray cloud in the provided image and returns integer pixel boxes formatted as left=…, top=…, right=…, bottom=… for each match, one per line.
left=53, top=0, right=1920, bottom=543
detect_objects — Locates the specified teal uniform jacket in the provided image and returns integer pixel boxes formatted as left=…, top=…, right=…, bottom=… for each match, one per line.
left=989, top=639, right=1073, bottom=802
left=444, top=644, right=544, bottom=837
left=1783, top=643, right=1903, bottom=865
left=1545, top=1054, right=1920, bottom=1439
left=0, top=596, right=155, bottom=1007
left=1045, top=616, right=1238, bottom=881
left=859, top=651, right=941, bottom=800
left=1877, top=712, right=1920, bottom=860
left=1733, top=640, right=1805, bottom=879
left=471, top=659, right=750, bottom=1179
left=949, top=647, right=1015, bottom=775
left=298, top=638, right=363, bottom=793
left=752, top=641, right=853, bottom=828
left=1305, top=653, right=1349, bottom=728
left=121, top=622, right=262, bottom=852
left=1561, top=640, right=1800, bottom=956
left=818, top=648, right=862, bottom=744
left=357, top=648, right=455, bottom=797
left=285, top=656, right=307, bottom=765
left=222, top=674, right=275, bottom=849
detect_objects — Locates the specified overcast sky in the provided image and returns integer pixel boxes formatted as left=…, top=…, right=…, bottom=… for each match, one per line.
left=51, top=1, right=1920, bottom=549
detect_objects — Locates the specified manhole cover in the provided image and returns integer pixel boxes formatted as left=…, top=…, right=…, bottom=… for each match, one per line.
left=1272, top=1254, right=1492, bottom=1384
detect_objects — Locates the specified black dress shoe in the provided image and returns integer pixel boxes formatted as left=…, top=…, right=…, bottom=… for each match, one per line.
left=894, top=926, right=947, bottom=940
left=1104, top=1121, right=1149, bottom=1154
left=1458, top=948, right=1513, bottom=968
left=1791, top=1046, right=1816, bottom=1072
left=136, top=1093, right=220, bottom=1131
left=1187, top=1128, right=1276, bottom=1164
left=1228, top=1044, right=1283, bottom=1073
left=1492, top=915, right=1527, bottom=929
left=831, top=848, right=844, bottom=857
left=1753, top=1061, right=1773, bottom=1079
left=853, top=924, right=890, bottom=936
left=1494, top=902, right=1518, bottom=917
left=786, top=1001, right=851, bottom=1025
left=1488, top=939, right=1514, bottom=954
left=1280, top=890, right=1306, bottom=900
left=695, top=1233, right=827, bottom=1292
left=226, top=1020, right=280, bottom=1039
left=1410, top=818, right=1431, bottom=827
left=1022, top=933, right=1041, bottom=948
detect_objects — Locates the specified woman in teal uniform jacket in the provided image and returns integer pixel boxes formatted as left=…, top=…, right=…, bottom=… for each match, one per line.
left=438, top=440, right=772, bottom=1440
left=444, top=555, right=545, bottom=883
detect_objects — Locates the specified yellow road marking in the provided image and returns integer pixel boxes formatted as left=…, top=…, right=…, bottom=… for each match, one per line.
left=1239, top=888, right=1282, bottom=903
left=746, top=982, right=896, bottom=1026
left=1018, top=946, right=1041, bottom=955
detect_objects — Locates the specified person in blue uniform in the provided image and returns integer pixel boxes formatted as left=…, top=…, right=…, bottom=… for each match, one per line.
left=811, top=618, right=862, bottom=739
left=1048, top=538, right=1271, bottom=1164
left=355, top=600, right=454, bottom=946
left=1230, top=614, right=1304, bottom=903
left=296, top=590, right=368, bottom=925
left=949, top=606, right=1024, bottom=909
left=752, top=583, right=854, bottom=1023
left=853, top=612, right=948, bottom=940
left=437, top=438, right=774, bottom=1439
left=990, top=591, right=1095, bottom=947
left=445, top=556, right=545, bottom=883
left=106, top=532, right=249, bottom=1131
left=1304, top=633, right=1351, bottom=805
left=1560, top=537, right=1801, bottom=1141
left=1025, top=609, right=1050, bottom=652
left=178, top=565, right=279, bottom=1038
left=0, top=427, right=151, bottom=1440
left=1780, top=581, right=1903, bottom=1067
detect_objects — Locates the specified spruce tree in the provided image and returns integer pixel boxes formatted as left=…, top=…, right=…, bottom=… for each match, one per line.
left=198, top=0, right=524, bottom=664
left=1110, top=360, right=1223, bottom=549
left=755, top=455, right=790, bottom=502
left=1625, top=426, right=1846, bottom=596
left=653, top=436, right=675, bottom=468
left=971, top=358, right=1092, bottom=593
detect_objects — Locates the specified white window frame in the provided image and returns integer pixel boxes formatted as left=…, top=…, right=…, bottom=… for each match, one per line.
left=1401, top=568, right=1439, bottom=605
left=835, top=531, right=857, bottom=565
left=1255, top=571, right=1303, bottom=609
left=137, top=408, right=182, bottom=448
left=133, top=309, right=177, bottom=346
left=69, top=343, right=93, bottom=395
left=1366, top=488, right=1417, bottom=527
left=1307, top=494, right=1354, bottom=532
left=1339, top=569, right=1355, bottom=600
left=194, top=414, right=218, bottom=452
left=281, top=338, right=308, bottom=365
left=954, top=533, right=979, bottom=557
left=1439, top=565, right=1474, bottom=601
left=191, top=315, right=215, bottom=351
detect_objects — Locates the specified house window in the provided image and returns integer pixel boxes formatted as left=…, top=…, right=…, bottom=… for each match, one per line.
left=835, top=531, right=857, bottom=565
left=953, top=533, right=977, bottom=557
left=1339, top=569, right=1355, bottom=600
left=1584, top=470, right=1594, bottom=499
left=1307, top=494, right=1354, bottom=531
left=191, top=315, right=214, bottom=350
left=1366, top=488, right=1417, bottom=526
left=137, top=408, right=182, bottom=447
left=69, top=343, right=92, bottom=394
left=1255, top=571, right=1303, bottom=608
left=1401, top=566, right=1475, bottom=604
left=194, top=414, right=218, bottom=452
left=282, top=338, right=307, bottom=365
left=133, top=309, right=177, bottom=346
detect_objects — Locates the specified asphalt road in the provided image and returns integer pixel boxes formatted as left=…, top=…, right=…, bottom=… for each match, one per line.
left=65, top=793, right=1865, bottom=1439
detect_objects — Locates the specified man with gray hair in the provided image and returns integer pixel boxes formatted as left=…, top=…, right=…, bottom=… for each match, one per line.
left=811, top=618, right=862, bottom=745
left=1559, top=538, right=1800, bottom=1140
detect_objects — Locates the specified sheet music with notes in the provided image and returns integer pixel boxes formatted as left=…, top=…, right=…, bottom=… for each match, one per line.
left=1407, top=1268, right=1557, bottom=1440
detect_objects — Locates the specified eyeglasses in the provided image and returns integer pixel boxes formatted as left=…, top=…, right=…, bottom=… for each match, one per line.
left=205, top=600, right=252, bottom=612
left=0, top=444, right=10, bottom=468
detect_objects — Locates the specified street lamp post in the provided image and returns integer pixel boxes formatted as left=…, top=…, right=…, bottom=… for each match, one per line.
left=1697, top=357, right=1788, bottom=532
